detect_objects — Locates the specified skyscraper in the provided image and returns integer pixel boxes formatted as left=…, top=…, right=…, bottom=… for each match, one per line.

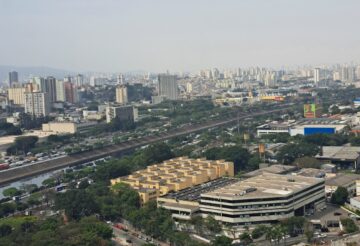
left=116, top=85, right=128, bottom=104
left=8, top=71, right=18, bottom=87
left=24, top=92, right=51, bottom=117
left=64, top=81, right=78, bottom=104
left=158, top=74, right=178, bottom=100
left=74, top=74, right=84, bottom=87
left=117, top=74, right=124, bottom=84
left=44, top=76, right=57, bottom=103
left=32, top=76, right=46, bottom=92
left=56, top=80, right=65, bottom=102
left=313, top=68, right=322, bottom=83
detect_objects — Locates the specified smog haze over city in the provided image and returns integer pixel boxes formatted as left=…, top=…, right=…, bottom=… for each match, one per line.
left=1, top=1, right=360, bottom=246
left=1, top=0, right=360, bottom=72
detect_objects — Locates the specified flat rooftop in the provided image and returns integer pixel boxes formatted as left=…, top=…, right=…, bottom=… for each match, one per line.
left=243, top=164, right=298, bottom=178
left=202, top=173, right=324, bottom=200
left=316, top=146, right=360, bottom=161
left=325, top=173, right=360, bottom=187
left=163, top=177, right=239, bottom=201
left=292, top=124, right=346, bottom=131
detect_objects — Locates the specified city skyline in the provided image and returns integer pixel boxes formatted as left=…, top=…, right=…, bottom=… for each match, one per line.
left=0, top=0, right=359, bottom=73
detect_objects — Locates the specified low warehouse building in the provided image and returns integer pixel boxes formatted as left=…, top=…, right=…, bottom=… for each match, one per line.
left=315, top=146, right=360, bottom=169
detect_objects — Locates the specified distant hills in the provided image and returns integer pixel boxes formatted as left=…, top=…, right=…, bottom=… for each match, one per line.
left=0, top=65, right=75, bottom=84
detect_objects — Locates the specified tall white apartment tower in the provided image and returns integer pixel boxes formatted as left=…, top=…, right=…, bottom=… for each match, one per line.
left=24, top=92, right=51, bottom=117
left=314, top=68, right=322, bottom=83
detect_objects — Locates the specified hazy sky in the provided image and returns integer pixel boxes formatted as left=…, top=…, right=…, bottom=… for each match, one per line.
left=0, top=0, right=359, bottom=73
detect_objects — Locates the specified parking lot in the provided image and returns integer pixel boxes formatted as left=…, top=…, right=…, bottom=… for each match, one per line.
left=164, top=177, right=240, bottom=201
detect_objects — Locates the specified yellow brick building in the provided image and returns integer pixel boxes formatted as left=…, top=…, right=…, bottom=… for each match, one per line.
left=110, top=157, right=234, bottom=204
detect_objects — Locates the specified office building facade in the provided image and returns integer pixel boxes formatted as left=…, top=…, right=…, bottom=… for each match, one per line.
left=158, top=74, right=178, bottom=100
left=159, top=173, right=325, bottom=225
left=44, top=76, right=57, bottom=103
left=8, top=71, right=18, bottom=87
left=105, top=105, right=136, bottom=123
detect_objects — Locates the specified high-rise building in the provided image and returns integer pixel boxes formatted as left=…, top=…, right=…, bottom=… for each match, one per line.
left=340, top=66, right=355, bottom=83
left=158, top=74, right=178, bottom=100
left=264, top=71, right=277, bottom=87
left=64, top=82, right=78, bottom=104
left=24, top=92, right=51, bottom=117
left=32, top=76, right=46, bottom=92
left=106, top=105, right=137, bottom=123
left=186, top=82, right=193, bottom=93
left=44, top=76, right=57, bottom=103
left=115, top=85, right=128, bottom=104
left=348, top=67, right=355, bottom=83
left=313, top=68, right=322, bottom=83
left=356, top=66, right=360, bottom=81
left=8, top=87, right=26, bottom=105
left=212, top=68, right=220, bottom=79
left=333, top=71, right=341, bottom=81
left=8, top=71, right=18, bottom=87
left=117, top=74, right=124, bottom=84
left=56, top=80, right=65, bottom=102
left=74, top=74, right=84, bottom=87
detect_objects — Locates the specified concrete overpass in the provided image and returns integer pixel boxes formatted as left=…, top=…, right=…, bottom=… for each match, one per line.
left=0, top=105, right=293, bottom=186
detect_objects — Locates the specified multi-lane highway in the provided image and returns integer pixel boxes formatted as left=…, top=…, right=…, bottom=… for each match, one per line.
left=0, top=105, right=293, bottom=186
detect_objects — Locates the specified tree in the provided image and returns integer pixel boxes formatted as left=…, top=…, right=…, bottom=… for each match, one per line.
left=21, top=221, right=35, bottom=233
left=80, top=216, right=113, bottom=240
left=7, top=136, right=39, bottom=155
left=0, top=203, right=16, bottom=218
left=142, top=143, right=174, bottom=165
left=239, top=232, right=252, bottom=244
left=304, top=133, right=347, bottom=146
left=281, top=216, right=306, bottom=236
left=0, top=122, right=22, bottom=136
left=204, top=146, right=250, bottom=173
left=190, top=216, right=205, bottom=235
left=92, top=159, right=131, bottom=182
left=78, top=180, right=90, bottom=189
left=276, top=143, right=319, bottom=164
left=205, top=215, right=222, bottom=234
left=341, top=218, right=359, bottom=233
left=330, top=105, right=340, bottom=115
left=3, top=187, right=21, bottom=197
left=169, top=231, right=192, bottom=246
left=15, top=136, right=39, bottom=153
left=0, top=224, right=12, bottom=237
left=211, top=236, right=232, bottom=246
left=251, top=225, right=267, bottom=239
left=20, top=184, right=38, bottom=194
left=55, top=190, right=99, bottom=220
left=304, top=221, right=314, bottom=242
left=42, top=178, right=57, bottom=187
left=248, top=155, right=262, bottom=170
left=331, top=186, right=349, bottom=205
